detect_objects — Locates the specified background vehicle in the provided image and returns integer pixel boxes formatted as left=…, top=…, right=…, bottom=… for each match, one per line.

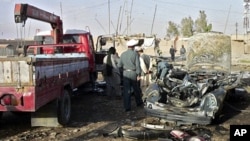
left=34, top=30, right=54, bottom=45
left=95, top=34, right=159, bottom=72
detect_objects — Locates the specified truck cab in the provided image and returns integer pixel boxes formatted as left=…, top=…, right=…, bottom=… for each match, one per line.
left=63, top=29, right=96, bottom=73
left=33, top=29, right=96, bottom=73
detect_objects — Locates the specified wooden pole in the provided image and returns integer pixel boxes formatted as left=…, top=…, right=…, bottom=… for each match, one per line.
left=151, top=4, right=157, bottom=35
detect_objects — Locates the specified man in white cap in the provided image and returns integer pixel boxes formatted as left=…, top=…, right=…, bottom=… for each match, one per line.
left=118, top=39, right=143, bottom=112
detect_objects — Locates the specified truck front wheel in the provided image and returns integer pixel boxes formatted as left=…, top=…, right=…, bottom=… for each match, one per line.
left=57, top=89, right=71, bottom=126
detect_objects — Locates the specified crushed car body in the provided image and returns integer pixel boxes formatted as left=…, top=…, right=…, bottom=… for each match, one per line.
left=143, top=33, right=247, bottom=126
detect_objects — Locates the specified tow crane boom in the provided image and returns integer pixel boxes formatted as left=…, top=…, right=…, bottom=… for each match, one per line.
left=14, top=3, right=63, bottom=44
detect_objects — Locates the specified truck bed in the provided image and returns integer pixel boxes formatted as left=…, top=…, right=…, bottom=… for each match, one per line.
left=0, top=53, right=89, bottom=112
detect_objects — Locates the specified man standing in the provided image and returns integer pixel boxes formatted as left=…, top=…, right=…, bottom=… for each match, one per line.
left=118, top=39, right=143, bottom=112
left=169, top=45, right=176, bottom=61
left=103, top=47, right=121, bottom=98
left=180, top=45, right=186, bottom=61
left=135, top=46, right=151, bottom=89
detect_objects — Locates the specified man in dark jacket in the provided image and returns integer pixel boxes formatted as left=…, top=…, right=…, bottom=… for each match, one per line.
left=135, top=46, right=151, bottom=88
left=169, top=45, right=176, bottom=61
left=118, top=39, right=143, bottom=112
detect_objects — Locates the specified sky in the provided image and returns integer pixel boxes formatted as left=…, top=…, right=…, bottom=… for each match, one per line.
left=0, top=0, right=246, bottom=39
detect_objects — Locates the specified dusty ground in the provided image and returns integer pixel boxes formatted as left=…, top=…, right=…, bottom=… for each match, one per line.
left=0, top=76, right=250, bottom=141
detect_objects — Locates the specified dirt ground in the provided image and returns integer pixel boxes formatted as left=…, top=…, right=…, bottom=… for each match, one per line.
left=0, top=74, right=250, bottom=141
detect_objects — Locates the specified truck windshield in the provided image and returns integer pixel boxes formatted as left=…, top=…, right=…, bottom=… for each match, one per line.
left=63, top=35, right=80, bottom=43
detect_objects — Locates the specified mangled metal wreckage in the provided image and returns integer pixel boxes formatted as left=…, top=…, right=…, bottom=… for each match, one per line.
left=143, top=33, right=246, bottom=125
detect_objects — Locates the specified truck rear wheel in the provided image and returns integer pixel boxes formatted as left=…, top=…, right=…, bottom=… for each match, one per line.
left=57, top=89, right=71, bottom=126
left=0, top=112, right=2, bottom=119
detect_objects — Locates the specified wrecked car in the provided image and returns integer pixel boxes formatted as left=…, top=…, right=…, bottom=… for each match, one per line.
left=143, top=33, right=247, bottom=126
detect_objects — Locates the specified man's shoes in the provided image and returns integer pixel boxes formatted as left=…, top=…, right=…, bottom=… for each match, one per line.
left=115, top=96, right=122, bottom=100
left=125, top=109, right=131, bottom=112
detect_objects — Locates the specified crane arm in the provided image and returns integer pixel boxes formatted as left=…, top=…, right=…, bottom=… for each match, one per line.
left=14, top=3, right=63, bottom=44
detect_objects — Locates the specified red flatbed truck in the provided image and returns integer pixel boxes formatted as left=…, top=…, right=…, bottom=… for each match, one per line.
left=0, top=3, right=96, bottom=127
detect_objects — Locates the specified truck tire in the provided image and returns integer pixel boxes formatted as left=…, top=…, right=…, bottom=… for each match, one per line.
left=0, top=112, right=2, bottom=119
left=57, top=89, right=71, bottom=126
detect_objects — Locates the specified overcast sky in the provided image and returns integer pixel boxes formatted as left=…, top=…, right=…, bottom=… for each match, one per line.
left=0, top=0, right=246, bottom=39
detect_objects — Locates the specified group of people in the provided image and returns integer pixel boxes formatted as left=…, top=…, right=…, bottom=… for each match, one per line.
left=169, top=45, right=186, bottom=61
left=103, top=39, right=187, bottom=112
left=102, top=39, right=151, bottom=112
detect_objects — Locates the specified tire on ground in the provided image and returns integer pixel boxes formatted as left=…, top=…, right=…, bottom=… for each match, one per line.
left=57, top=88, right=71, bottom=126
left=0, top=112, right=2, bottom=120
